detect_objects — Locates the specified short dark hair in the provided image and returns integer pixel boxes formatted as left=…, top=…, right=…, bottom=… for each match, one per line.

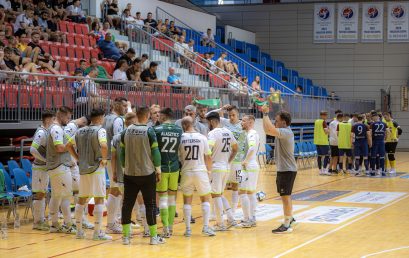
left=149, top=62, right=158, bottom=68
left=357, top=114, right=364, bottom=121
left=79, top=59, right=87, bottom=64
left=206, top=112, right=220, bottom=122
left=276, top=111, right=291, bottom=126
left=160, top=107, right=173, bottom=119
left=208, top=51, right=215, bottom=55
left=58, top=106, right=72, bottom=114
left=117, top=59, right=128, bottom=68
left=320, top=111, right=328, bottom=116
left=336, top=113, right=344, bottom=119
left=136, top=12, right=141, bottom=15
left=335, top=109, right=343, bottom=114
left=42, top=109, right=55, bottom=122
left=115, top=97, right=127, bottom=103
left=133, top=57, right=141, bottom=64
left=136, top=106, right=150, bottom=120
left=148, top=12, right=152, bottom=15
left=127, top=48, right=135, bottom=54
left=84, top=115, right=91, bottom=125
left=142, top=53, right=148, bottom=58
left=227, top=105, right=239, bottom=113
left=90, top=108, right=105, bottom=119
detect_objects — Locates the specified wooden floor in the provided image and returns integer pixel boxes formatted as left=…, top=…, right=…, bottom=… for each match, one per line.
left=2, top=153, right=409, bottom=258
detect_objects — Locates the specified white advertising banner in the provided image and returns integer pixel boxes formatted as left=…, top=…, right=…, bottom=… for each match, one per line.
left=335, top=191, right=407, bottom=204
left=388, top=2, right=409, bottom=42
left=314, top=3, right=335, bottom=43
left=295, top=206, right=372, bottom=224
left=362, top=3, right=384, bottom=42
left=337, top=3, right=359, bottom=43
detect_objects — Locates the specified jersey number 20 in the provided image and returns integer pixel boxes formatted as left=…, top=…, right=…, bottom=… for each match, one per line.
left=184, top=145, right=199, bottom=160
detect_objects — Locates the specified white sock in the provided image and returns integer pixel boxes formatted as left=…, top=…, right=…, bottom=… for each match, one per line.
left=249, top=193, right=257, bottom=221
left=75, top=204, right=84, bottom=230
left=49, top=197, right=61, bottom=225
left=39, top=198, right=46, bottom=222
left=213, top=197, right=223, bottom=225
left=33, top=200, right=42, bottom=224
left=232, top=190, right=239, bottom=214
left=94, top=204, right=104, bottom=234
left=211, top=201, right=216, bottom=218
left=183, top=204, right=192, bottom=230
left=106, top=194, right=118, bottom=225
left=201, top=202, right=210, bottom=227
left=139, top=204, right=148, bottom=231
left=116, top=195, right=123, bottom=220
left=284, top=215, right=293, bottom=227
left=61, top=198, right=72, bottom=225
left=221, top=196, right=234, bottom=221
left=240, top=194, right=250, bottom=221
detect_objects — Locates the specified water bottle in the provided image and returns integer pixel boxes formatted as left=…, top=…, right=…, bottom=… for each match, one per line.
left=1, top=220, right=7, bottom=239
left=14, top=213, right=20, bottom=230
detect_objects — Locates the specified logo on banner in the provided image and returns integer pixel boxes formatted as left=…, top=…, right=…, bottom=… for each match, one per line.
left=231, top=204, right=309, bottom=222
left=318, top=7, right=330, bottom=20
left=290, top=190, right=351, bottom=202
left=367, top=6, right=379, bottom=19
left=335, top=191, right=407, bottom=204
left=342, top=7, right=354, bottom=19
left=392, top=5, right=405, bottom=19
left=295, top=206, right=371, bottom=224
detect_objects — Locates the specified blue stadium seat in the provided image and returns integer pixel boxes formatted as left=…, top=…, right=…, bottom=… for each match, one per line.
left=7, top=160, right=20, bottom=176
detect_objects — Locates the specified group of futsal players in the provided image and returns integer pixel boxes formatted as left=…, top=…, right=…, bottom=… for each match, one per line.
left=314, top=110, right=402, bottom=177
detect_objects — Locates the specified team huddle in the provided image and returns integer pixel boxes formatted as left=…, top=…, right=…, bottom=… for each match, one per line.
left=29, top=98, right=264, bottom=245
left=314, top=110, right=402, bottom=177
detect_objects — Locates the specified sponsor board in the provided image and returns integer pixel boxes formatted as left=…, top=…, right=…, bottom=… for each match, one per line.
left=295, top=206, right=371, bottom=224
left=291, top=190, right=351, bottom=202
left=335, top=191, right=407, bottom=204
left=232, top=204, right=309, bottom=222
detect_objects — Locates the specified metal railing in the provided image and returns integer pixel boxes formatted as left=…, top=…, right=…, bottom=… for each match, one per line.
left=0, top=71, right=375, bottom=124
left=155, top=7, right=296, bottom=94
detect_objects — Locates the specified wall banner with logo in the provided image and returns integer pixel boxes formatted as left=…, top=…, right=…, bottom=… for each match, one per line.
left=314, top=3, right=335, bottom=43
left=337, top=3, right=359, bottom=43
left=387, top=2, right=409, bottom=42
left=362, top=3, right=384, bottom=42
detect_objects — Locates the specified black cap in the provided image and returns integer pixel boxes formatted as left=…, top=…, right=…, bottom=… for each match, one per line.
left=206, top=112, right=220, bottom=120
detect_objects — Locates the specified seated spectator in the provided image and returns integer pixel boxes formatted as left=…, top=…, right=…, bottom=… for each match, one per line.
left=126, top=57, right=141, bottom=82
left=76, top=67, right=107, bottom=107
left=101, top=21, right=116, bottom=41
left=122, top=8, right=136, bottom=34
left=114, top=47, right=135, bottom=70
left=52, top=0, right=67, bottom=19
left=71, top=68, right=86, bottom=103
left=6, top=35, right=21, bottom=55
left=3, top=46, right=41, bottom=82
left=296, top=85, right=303, bottom=94
left=113, top=59, right=129, bottom=81
left=78, top=59, right=87, bottom=75
left=143, top=12, right=157, bottom=29
left=141, top=61, right=164, bottom=89
left=34, top=11, right=49, bottom=33
left=169, top=21, right=181, bottom=36
left=0, top=0, right=18, bottom=21
left=174, top=35, right=188, bottom=66
left=201, top=28, right=215, bottom=47
left=133, top=11, right=144, bottom=29
left=97, top=32, right=121, bottom=60
left=206, top=51, right=217, bottom=72
left=330, top=91, right=339, bottom=100
left=24, top=32, right=45, bottom=63
left=90, top=21, right=104, bottom=42
left=201, top=52, right=211, bottom=70
left=167, top=67, right=182, bottom=84
left=38, top=52, right=61, bottom=75
left=215, top=52, right=239, bottom=75
left=14, top=7, right=34, bottom=37
left=229, top=75, right=248, bottom=97
left=251, top=75, right=261, bottom=94
left=84, top=57, right=112, bottom=80
left=104, top=0, right=120, bottom=28
left=34, top=1, right=51, bottom=18
left=66, top=0, right=86, bottom=23
left=140, top=53, right=150, bottom=70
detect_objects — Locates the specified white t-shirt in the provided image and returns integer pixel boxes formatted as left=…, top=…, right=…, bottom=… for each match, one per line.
left=50, top=124, right=65, bottom=146
left=113, top=116, right=124, bottom=136
left=31, top=127, right=47, bottom=159
left=135, top=19, right=144, bottom=29
left=64, top=121, right=79, bottom=139
left=179, top=132, right=211, bottom=173
left=66, top=5, right=83, bottom=16
left=329, top=120, right=339, bottom=146
left=174, top=42, right=186, bottom=55
left=14, top=13, right=33, bottom=32
left=208, top=127, right=237, bottom=170
left=84, top=76, right=97, bottom=96
left=245, top=129, right=260, bottom=167
left=113, top=69, right=127, bottom=81
left=0, top=0, right=12, bottom=10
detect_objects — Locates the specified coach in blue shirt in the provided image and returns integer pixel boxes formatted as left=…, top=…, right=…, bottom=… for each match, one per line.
left=97, top=32, right=121, bottom=61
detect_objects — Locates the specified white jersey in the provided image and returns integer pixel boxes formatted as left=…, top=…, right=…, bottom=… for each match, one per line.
left=208, top=127, right=237, bottom=171
left=245, top=129, right=260, bottom=168
left=179, top=132, right=211, bottom=173
left=329, top=120, right=339, bottom=146
left=64, top=121, right=79, bottom=140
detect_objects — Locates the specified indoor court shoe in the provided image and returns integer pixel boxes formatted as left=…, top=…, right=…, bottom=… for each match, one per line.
left=184, top=228, right=192, bottom=237
left=272, top=224, right=293, bottom=234
left=122, top=236, right=131, bottom=245
left=202, top=226, right=216, bottom=236
left=82, top=220, right=94, bottom=229
left=93, top=231, right=113, bottom=241
left=250, top=220, right=257, bottom=227
left=143, top=229, right=150, bottom=237
left=106, top=222, right=122, bottom=234
left=150, top=235, right=166, bottom=245
left=370, top=172, right=376, bottom=176
left=162, top=227, right=171, bottom=238
left=381, top=172, right=386, bottom=177
left=236, top=221, right=252, bottom=228
left=213, top=224, right=228, bottom=231
left=190, top=216, right=196, bottom=224
left=62, top=224, right=77, bottom=234
left=33, top=222, right=50, bottom=231
left=226, top=220, right=238, bottom=229
left=76, top=230, right=85, bottom=239
left=289, top=218, right=298, bottom=228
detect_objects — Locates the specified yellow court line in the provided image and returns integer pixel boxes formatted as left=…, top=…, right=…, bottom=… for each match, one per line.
left=361, top=246, right=409, bottom=258
left=274, top=194, right=409, bottom=258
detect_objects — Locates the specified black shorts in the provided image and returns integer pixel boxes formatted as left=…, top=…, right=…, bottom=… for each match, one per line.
left=330, top=145, right=339, bottom=157
left=385, top=142, right=398, bottom=154
left=276, top=171, right=297, bottom=196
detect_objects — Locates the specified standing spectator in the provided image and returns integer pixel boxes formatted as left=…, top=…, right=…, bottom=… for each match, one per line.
left=174, top=35, right=187, bottom=67
left=66, top=0, right=86, bottom=23
left=147, top=104, right=160, bottom=127
left=97, top=32, right=121, bottom=60
left=134, top=11, right=144, bottom=29
left=113, top=59, right=129, bottom=81
left=84, top=57, right=112, bottom=80
left=115, top=47, right=135, bottom=70
left=14, top=7, right=34, bottom=37
left=201, top=28, right=215, bottom=47
left=143, top=12, right=157, bottom=29
left=141, top=53, right=150, bottom=70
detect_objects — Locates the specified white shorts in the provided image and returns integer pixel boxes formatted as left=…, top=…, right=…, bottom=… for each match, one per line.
left=239, top=166, right=260, bottom=192
left=228, top=163, right=243, bottom=184
left=79, top=167, right=107, bottom=198
left=48, top=165, right=73, bottom=198
left=71, top=164, right=80, bottom=192
left=32, top=164, right=49, bottom=193
left=180, top=171, right=211, bottom=196
left=211, top=172, right=229, bottom=194
left=106, top=160, right=120, bottom=188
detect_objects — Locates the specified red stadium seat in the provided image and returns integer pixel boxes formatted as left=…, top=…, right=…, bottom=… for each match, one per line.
left=82, top=36, right=90, bottom=48
left=59, top=21, right=68, bottom=32
left=67, top=23, right=75, bottom=34
left=80, top=24, right=89, bottom=35
left=4, top=85, right=17, bottom=108
left=58, top=45, right=66, bottom=57
left=67, top=61, right=76, bottom=73
left=51, top=45, right=59, bottom=56
left=89, top=36, right=96, bottom=46
left=59, top=61, right=68, bottom=72
left=75, top=48, right=83, bottom=59
left=82, top=47, right=91, bottom=60
left=0, top=85, right=5, bottom=108
left=74, top=34, right=83, bottom=46
left=52, top=88, right=64, bottom=108
left=67, top=46, right=75, bottom=58
left=67, top=34, right=75, bottom=46
left=90, top=48, right=99, bottom=59
left=30, top=87, right=41, bottom=109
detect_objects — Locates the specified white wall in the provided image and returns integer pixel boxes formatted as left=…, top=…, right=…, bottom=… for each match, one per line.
left=93, top=0, right=216, bottom=33
left=225, top=25, right=256, bottom=44
left=205, top=3, right=409, bottom=149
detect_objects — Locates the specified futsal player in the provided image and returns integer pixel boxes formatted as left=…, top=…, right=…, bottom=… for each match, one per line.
left=328, top=113, right=342, bottom=174
left=352, top=115, right=371, bottom=176
left=337, top=114, right=353, bottom=173
left=370, top=112, right=388, bottom=176
left=313, top=111, right=330, bottom=175
left=383, top=112, right=402, bottom=174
